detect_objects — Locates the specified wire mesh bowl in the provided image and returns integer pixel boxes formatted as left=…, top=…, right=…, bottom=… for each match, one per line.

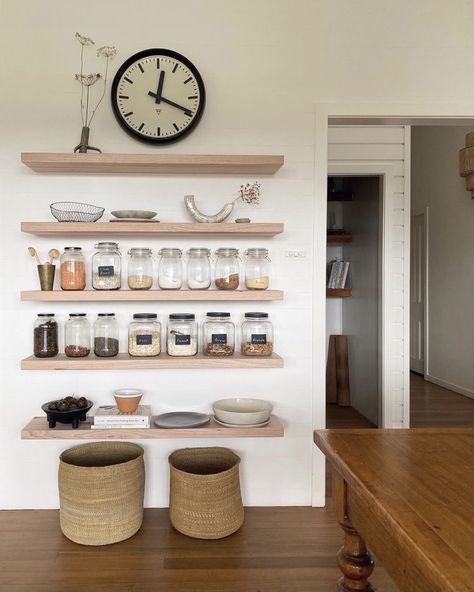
left=50, top=202, right=105, bottom=223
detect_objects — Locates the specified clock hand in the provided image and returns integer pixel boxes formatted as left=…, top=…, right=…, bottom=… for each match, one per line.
left=154, top=70, right=165, bottom=104
left=147, top=91, right=194, bottom=116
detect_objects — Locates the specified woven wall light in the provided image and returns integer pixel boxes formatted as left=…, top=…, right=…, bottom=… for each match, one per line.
left=459, top=132, right=474, bottom=198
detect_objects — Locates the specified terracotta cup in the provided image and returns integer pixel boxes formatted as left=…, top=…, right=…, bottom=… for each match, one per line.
left=113, top=389, right=143, bottom=414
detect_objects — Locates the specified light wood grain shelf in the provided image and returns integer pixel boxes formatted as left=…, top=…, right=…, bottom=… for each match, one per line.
left=21, top=415, right=284, bottom=440
left=21, top=222, right=284, bottom=237
left=21, top=153, right=284, bottom=175
left=326, top=288, right=352, bottom=298
left=21, top=289, right=284, bottom=302
left=327, top=234, right=352, bottom=244
left=21, top=353, right=284, bottom=370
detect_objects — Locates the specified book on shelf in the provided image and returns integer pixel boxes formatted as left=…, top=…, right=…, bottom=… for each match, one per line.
left=338, top=262, right=350, bottom=289
left=93, top=405, right=151, bottom=428
left=327, top=260, right=350, bottom=289
left=91, top=424, right=150, bottom=429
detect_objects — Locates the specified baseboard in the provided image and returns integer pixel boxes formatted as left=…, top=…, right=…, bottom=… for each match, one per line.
left=426, top=374, right=474, bottom=400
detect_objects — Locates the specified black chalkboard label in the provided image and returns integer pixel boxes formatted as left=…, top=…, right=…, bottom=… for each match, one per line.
left=136, top=334, right=152, bottom=346
left=251, top=333, right=267, bottom=345
left=212, top=333, right=227, bottom=345
left=175, top=334, right=191, bottom=346
left=98, top=265, right=115, bottom=277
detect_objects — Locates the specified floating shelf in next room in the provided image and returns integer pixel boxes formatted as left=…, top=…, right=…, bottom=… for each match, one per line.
left=326, top=288, right=352, bottom=298
left=327, top=234, right=353, bottom=244
left=21, top=153, right=284, bottom=175
left=21, top=353, right=284, bottom=371
left=21, top=415, right=284, bottom=440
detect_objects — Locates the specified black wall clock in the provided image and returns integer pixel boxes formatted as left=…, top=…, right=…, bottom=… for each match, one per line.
left=111, top=48, right=205, bottom=144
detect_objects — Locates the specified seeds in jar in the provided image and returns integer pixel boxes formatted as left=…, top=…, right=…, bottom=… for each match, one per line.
left=215, top=273, right=239, bottom=290
left=241, top=341, right=273, bottom=356
left=65, top=345, right=90, bottom=358
left=246, top=276, right=269, bottom=290
left=128, top=274, right=153, bottom=290
left=34, top=320, right=58, bottom=358
left=92, top=271, right=121, bottom=290
left=61, top=261, right=85, bottom=290
left=128, top=331, right=160, bottom=356
left=204, top=343, right=234, bottom=356
left=94, top=337, right=119, bottom=357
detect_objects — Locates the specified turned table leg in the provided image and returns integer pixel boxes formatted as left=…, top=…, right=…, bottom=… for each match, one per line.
left=336, top=521, right=374, bottom=591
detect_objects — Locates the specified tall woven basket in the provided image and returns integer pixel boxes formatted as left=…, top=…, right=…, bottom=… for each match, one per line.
left=169, top=446, right=244, bottom=539
left=58, top=442, right=145, bottom=546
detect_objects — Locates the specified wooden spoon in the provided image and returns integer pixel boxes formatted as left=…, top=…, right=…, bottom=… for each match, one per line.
left=48, top=248, right=60, bottom=265
left=28, top=246, right=42, bottom=266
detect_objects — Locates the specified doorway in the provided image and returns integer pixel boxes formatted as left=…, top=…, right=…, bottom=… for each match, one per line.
left=410, top=210, right=427, bottom=375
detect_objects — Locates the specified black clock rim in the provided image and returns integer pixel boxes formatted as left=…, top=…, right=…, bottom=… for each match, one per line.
left=111, top=48, right=205, bottom=145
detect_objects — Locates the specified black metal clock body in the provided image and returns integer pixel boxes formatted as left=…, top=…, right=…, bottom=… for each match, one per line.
left=111, top=48, right=205, bottom=144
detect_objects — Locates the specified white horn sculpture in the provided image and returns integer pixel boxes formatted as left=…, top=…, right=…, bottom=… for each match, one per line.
left=184, top=195, right=234, bottom=223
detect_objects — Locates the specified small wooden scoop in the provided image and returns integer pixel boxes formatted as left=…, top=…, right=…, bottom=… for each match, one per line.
left=48, top=248, right=60, bottom=265
left=28, top=246, right=42, bottom=265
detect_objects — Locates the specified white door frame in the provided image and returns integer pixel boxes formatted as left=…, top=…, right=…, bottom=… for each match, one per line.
left=328, top=162, right=396, bottom=429
left=311, top=102, right=474, bottom=507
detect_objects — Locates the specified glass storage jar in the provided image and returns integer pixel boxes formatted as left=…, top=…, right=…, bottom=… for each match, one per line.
left=245, top=248, right=270, bottom=290
left=65, top=313, right=91, bottom=357
left=94, top=313, right=119, bottom=357
left=214, top=248, right=240, bottom=290
left=158, top=248, right=183, bottom=290
left=60, top=247, right=86, bottom=291
left=203, top=312, right=235, bottom=356
left=92, top=242, right=121, bottom=290
left=128, top=248, right=154, bottom=290
left=167, top=313, right=198, bottom=356
left=33, top=313, right=58, bottom=358
left=187, top=248, right=212, bottom=290
left=241, top=312, right=273, bottom=356
left=128, top=313, right=161, bottom=357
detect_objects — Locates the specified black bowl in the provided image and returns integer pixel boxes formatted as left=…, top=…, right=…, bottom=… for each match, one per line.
left=41, top=400, right=94, bottom=429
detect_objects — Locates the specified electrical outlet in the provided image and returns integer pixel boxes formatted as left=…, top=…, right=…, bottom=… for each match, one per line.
left=285, top=250, right=307, bottom=258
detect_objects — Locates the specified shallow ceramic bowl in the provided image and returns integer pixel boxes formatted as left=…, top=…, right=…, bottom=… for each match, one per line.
left=212, top=398, right=273, bottom=425
left=111, top=210, right=157, bottom=219
left=113, top=389, right=143, bottom=414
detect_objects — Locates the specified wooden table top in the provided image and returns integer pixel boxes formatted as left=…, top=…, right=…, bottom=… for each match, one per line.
left=314, top=428, right=474, bottom=592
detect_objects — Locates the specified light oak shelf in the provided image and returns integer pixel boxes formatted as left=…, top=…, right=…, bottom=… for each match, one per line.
left=326, top=288, right=352, bottom=298
left=327, top=234, right=352, bottom=244
left=21, top=153, right=284, bottom=175
left=21, top=415, right=284, bottom=440
left=21, top=353, right=284, bottom=371
left=21, top=289, right=284, bottom=302
left=21, top=222, right=284, bottom=237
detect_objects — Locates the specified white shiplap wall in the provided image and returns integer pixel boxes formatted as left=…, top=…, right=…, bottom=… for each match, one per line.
left=327, top=125, right=410, bottom=427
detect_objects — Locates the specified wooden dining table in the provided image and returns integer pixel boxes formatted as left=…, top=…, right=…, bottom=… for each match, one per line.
left=314, top=428, right=474, bottom=592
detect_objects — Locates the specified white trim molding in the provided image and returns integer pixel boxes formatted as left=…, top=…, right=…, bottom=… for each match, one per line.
left=426, top=375, right=474, bottom=400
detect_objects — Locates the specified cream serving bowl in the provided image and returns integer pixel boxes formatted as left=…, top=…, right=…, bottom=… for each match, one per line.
left=212, top=398, right=273, bottom=425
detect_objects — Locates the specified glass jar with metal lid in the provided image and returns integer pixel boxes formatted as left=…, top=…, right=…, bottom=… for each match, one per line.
left=203, top=312, right=235, bottom=356
left=33, top=313, right=58, bottom=358
left=241, top=312, right=273, bottom=356
left=245, top=248, right=270, bottom=290
left=65, top=313, right=91, bottom=358
left=60, top=247, right=86, bottom=291
left=94, top=313, right=119, bottom=357
left=128, top=313, right=161, bottom=357
left=187, top=248, right=212, bottom=290
left=92, top=242, right=121, bottom=290
left=128, top=248, right=154, bottom=290
left=158, top=248, right=183, bottom=290
left=214, top=248, right=240, bottom=290
left=167, top=313, right=198, bottom=356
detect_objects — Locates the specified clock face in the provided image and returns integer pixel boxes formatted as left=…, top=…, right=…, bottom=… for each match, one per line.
left=111, top=48, right=205, bottom=144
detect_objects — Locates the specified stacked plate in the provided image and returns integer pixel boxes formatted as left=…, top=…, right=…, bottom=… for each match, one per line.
left=212, top=398, right=273, bottom=428
left=110, top=210, right=160, bottom=223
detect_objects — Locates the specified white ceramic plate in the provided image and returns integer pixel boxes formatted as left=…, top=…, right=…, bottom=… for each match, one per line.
left=213, top=417, right=271, bottom=428
left=154, top=412, right=210, bottom=429
left=111, top=210, right=157, bottom=219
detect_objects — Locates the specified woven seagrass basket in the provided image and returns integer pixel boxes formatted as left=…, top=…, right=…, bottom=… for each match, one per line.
left=58, top=441, right=145, bottom=546
left=169, top=446, right=244, bottom=539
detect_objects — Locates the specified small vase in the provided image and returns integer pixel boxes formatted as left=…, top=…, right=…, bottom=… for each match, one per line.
left=184, top=195, right=234, bottom=223
left=74, top=126, right=102, bottom=154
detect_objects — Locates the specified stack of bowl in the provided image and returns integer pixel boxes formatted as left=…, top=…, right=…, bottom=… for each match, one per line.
left=212, top=398, right=273, bottom=428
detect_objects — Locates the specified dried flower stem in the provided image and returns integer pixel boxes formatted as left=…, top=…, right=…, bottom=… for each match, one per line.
left=231, top=181, right=261, bottom=205
left=88, top=57, right=109, bottom=126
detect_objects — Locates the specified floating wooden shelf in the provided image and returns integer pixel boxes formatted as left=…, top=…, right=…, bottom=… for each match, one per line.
left=326, top=288, right=352, bottom=298
left=21, top=415, right=284, bottom=440
left=21, top=153, right=284, bottom=175
left=21, top=222, right=284, bottom=237
left=327, top=234, right=352, bottom=244
left=21, top=289, right=284, bottom=302
left=21, top=353, right=284, bottom=371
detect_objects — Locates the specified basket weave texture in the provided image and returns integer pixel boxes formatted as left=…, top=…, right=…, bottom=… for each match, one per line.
left=58, top=442, right=145, bottom=546
left=169, top=446, right=244, bottom=539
